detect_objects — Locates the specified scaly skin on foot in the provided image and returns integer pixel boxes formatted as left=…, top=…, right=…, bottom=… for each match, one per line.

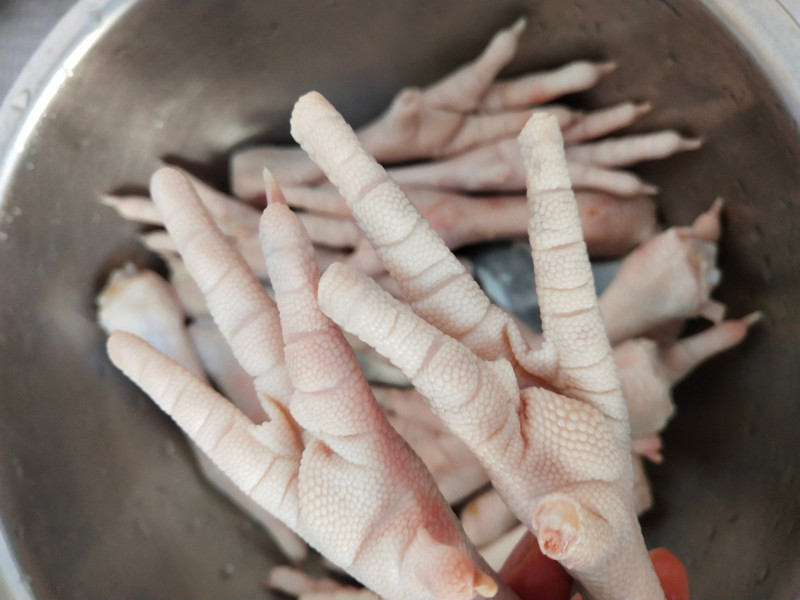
left=617, top=313, right=760, bottom=435
left=291, top=91, right=663, bottom=599
left=97, top=265, right=308, bottom=563
left=107, top=167, right=512, bottom=600
left=100, top=87, right=753, bottom=598
left=94, top=14, right=756, bottom=596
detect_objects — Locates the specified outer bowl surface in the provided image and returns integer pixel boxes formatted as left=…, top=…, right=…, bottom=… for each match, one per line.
left=0, top=1, right=798, bottom=598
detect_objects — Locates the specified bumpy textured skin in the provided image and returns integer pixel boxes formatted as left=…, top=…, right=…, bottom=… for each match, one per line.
left=98, top=264, right=308, bottom=563
left=373, top=386, right=490, bottom=504
left=291, top=92, right=664, bottom=599
left=107, top=167, right=512, bottom=600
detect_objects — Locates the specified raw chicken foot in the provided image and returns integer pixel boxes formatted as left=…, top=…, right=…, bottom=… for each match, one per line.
left=230, top=18, right=606, bottom=195
left=599, top=199, right=726, bottom=345
left=104, top=91, right=697, bottom=598
left=379, top=314, right=759, bottom=546
left=618, top=313, right=760, bottom=436
left=97, top=265, right=309, bottom=563
left=387, top=132, right=698, bottom=198
left=108, top=167, right=511, bottom=600
left=291, top=92, right=662, bottom=599
left=104, top=173, right=656, bottom=293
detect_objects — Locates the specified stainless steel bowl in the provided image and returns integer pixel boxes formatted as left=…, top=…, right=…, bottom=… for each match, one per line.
left=0, top=1, right=798, bottom=598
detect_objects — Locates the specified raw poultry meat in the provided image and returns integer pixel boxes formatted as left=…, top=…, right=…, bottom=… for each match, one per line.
left=96, top=17, right=758, bottom=600
left=108, top=165, right=511, bottom=600
left=102, top=96, right=688, bottom=600
left=292, top=94, right=663, bottom=598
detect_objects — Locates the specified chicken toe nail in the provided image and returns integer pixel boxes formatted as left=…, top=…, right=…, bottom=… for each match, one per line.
left=743, top=309, right=765, bottom=326
left=635, top=101, right=653, bottom=116
left=263, top=168, right=288, bottom=206
left=411, top=538, right=500, bottom=600
left=534, top=497, right=580, bottom=558
left=691, top=196, right=724, bottom=242
left=597, top=60, right=618, bottom=75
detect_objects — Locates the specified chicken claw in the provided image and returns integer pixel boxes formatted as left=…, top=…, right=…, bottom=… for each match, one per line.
left=293, top=92, right=663, bottom=599
left=600, top=199, right=725, bottom=345
left=618, top=312, right=761, bottom=435
left=107, top=167, right=513, bottom=600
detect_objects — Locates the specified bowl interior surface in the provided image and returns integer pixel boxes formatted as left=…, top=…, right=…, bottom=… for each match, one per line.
left=0, top=1, right=798, bottom=598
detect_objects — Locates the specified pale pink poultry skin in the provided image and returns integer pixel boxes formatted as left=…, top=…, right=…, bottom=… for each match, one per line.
left=599, top=199, right=726, bottom=345
left=88, top=11, right=772, bottom=596
left=228, top=18, right=701, bottom=203
left=366, top=307, right=758, bottom=520
left=108, top=166, right=509, bottom=600
left=293, top=93, right=663, bottom=599
left=101, top=16, right=703, bottom=284
left=106, top=92, right=675, bottom=599
left=229, top=18, right=606, bottom=196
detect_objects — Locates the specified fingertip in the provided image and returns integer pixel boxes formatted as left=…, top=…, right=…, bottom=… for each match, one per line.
left=499, top=531, right=573, bottom=600
left=649, top=547, right=690, bottom=600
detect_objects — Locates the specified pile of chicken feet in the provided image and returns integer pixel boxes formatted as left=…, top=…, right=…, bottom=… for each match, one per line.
left=98, top=19, right=758, bottom=600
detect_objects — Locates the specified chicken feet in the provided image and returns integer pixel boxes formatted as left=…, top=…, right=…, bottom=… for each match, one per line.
left=106, top=90, right=680, bottom=598
left=291, top=92, right=662, bottom=599
left=107, top=166, right=511, bottom=600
